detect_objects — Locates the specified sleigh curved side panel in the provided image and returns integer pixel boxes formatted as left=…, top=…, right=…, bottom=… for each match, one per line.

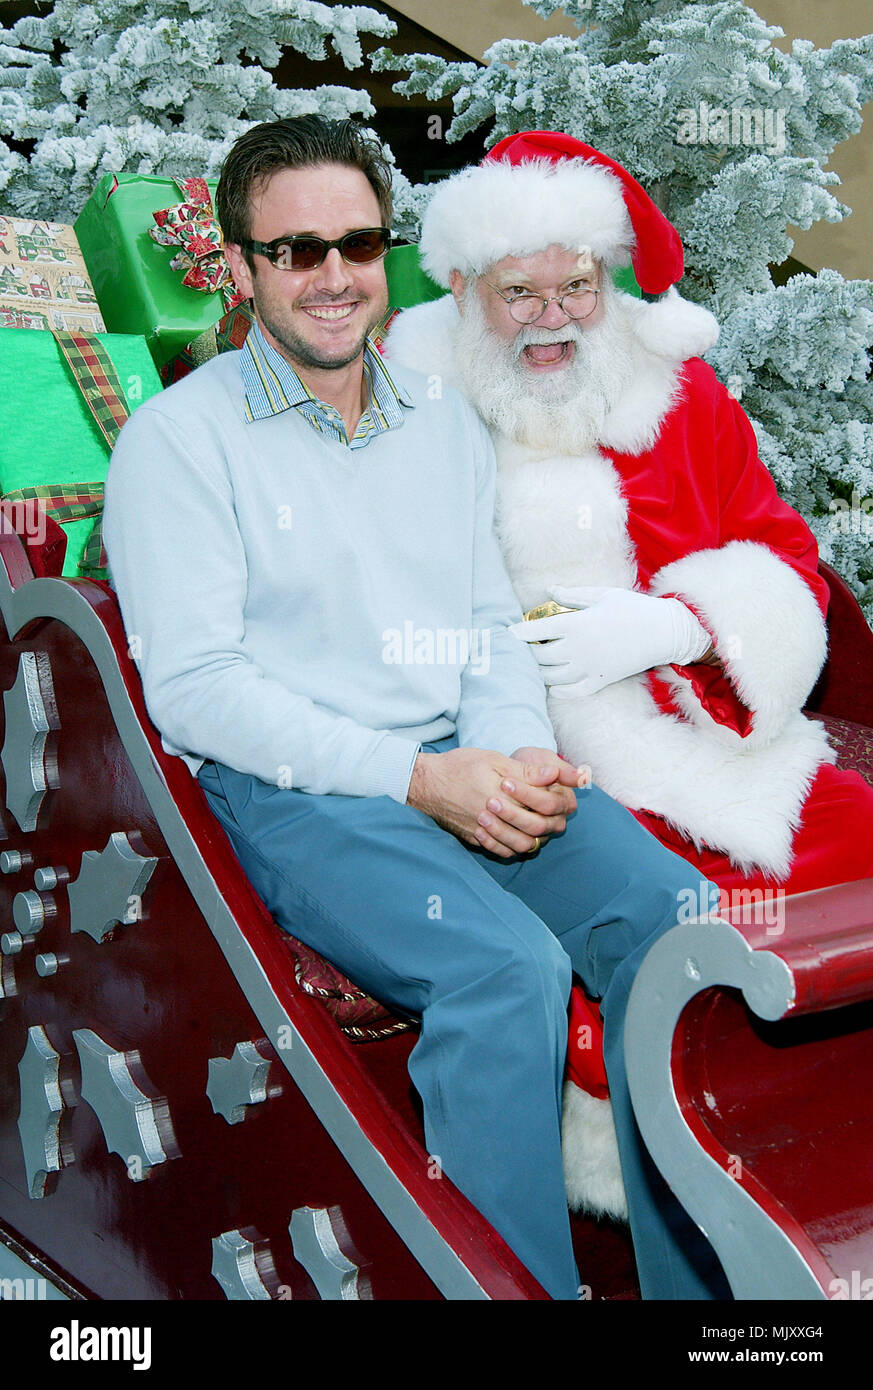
left=625, top=885, right=873, bottom=1300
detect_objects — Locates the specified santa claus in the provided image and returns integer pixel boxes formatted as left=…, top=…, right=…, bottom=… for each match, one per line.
left=385, top=130, right=873, bottom=1222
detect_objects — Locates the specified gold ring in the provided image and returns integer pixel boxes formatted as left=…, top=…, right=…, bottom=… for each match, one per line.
left=531, top=837, right=542, bottom=853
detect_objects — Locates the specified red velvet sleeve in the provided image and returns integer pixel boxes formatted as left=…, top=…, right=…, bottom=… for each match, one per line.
left=649, top=366, right=828, bottom=738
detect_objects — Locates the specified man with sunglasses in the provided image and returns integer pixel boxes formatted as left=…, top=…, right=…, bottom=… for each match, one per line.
left=103, top=116, right=729, bottom=1302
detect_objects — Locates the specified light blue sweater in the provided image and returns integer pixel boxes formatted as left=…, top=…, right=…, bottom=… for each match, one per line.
left=102, top=346, right=557, bottom=801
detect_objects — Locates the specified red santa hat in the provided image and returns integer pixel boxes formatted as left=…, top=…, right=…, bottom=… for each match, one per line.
left=418, top=130, right=684, bottom=296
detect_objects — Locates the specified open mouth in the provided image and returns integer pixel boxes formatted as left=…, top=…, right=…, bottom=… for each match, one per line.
left=521, top=340, right=574, bottom=368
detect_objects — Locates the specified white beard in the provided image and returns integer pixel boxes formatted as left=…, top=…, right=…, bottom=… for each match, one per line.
left=452, top=283, right=639, bottom=455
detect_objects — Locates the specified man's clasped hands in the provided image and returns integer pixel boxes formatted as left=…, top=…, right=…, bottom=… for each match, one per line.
left=407, top=745, right=590, bottom=859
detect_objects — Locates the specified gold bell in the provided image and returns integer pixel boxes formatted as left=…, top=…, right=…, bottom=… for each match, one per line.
left=523, top=600, right=575, bottom=623
left=522, top=600, right=576, bottom=644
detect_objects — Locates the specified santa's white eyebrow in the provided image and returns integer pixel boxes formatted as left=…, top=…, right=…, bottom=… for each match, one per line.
left=494, top=271, right=598, bottom=291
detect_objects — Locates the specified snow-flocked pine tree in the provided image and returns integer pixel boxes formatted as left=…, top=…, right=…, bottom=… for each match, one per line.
left=0, top=0, right=423, bottom=228
left=373, top=0, right=873, bottom=619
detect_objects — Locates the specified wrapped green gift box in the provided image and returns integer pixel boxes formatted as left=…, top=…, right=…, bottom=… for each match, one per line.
left=0, top=327, right=162, bottom=575
left=384, top=243, right=444, bottom=307
left=74, top=173, right=227, bottom=370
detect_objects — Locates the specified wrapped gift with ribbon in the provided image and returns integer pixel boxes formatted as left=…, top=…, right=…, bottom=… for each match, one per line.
left=0, top=216, right=106, bottom=334
left=0, top=326, right=162, bottom=578
left=149, top=177, right=245, bottom=310
left=75, top=172, right=249, bottom=369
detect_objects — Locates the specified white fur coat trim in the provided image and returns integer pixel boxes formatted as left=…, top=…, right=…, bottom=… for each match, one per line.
left=384, top=293, right=467, bottom=392
left=649, top=541, right=829, bottom=749
left=548, top=678, right=832, bottom=879
left=493, top=438, right=639, bottom=611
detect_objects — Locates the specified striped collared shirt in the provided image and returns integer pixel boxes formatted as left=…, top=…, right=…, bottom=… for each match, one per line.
left=240, top=319, right=412, bottom=447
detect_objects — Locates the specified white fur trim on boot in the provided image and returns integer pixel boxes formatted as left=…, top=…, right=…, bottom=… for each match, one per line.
left=562, top=1080, right=629, bottom=1222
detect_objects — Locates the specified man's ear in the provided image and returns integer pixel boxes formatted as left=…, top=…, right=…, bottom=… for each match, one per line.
left=223, top=242, right=255, bottom=301
left=448, top=269, right=467, bottom=308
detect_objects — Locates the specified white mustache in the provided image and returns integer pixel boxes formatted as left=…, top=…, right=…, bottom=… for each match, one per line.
left=514, top=324, right=584, bottom=356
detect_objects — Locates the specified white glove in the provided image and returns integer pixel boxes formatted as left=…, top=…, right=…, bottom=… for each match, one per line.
left=510, top=586, right=712, bottom=696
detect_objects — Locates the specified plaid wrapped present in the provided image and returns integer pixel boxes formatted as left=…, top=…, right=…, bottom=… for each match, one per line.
left=2, top=481, right=107, bottom=577
left=0, top=328, right=161, bottom=577
left=161, top=302, right=254, bottom=386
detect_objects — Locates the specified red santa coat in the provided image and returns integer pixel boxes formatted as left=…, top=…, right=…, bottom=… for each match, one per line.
left=386, top=290, right=834, bottom=881
left=385, top=288, right=871, bottom=1223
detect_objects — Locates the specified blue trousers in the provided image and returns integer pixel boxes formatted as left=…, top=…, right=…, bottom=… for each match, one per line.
left=197, top=743, right=728, bottom=1301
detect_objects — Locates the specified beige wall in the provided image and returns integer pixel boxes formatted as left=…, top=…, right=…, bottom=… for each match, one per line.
left=756, top=2, right=870, bottom=277
left=389, top=1, right=571, bottom=56
left=391, top=0, right=871, bottom=278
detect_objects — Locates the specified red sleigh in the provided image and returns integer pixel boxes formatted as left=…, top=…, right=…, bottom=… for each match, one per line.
left=1, top=489, right=872, bottom=1301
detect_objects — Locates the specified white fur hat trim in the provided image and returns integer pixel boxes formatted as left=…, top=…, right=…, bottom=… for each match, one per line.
left=419, top=157, right=634, bottom=288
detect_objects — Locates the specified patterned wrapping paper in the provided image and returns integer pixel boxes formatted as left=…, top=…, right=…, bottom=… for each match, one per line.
left=0, top=216, right=106, bottom=333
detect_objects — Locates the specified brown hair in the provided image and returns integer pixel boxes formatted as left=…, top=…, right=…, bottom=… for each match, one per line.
left=216, top=115, right=393, bottom=267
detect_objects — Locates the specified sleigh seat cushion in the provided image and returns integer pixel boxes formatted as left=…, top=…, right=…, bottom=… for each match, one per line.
left=284, top=934, right=416, bottom=1043
left=817, top=713, right=873, bottom=785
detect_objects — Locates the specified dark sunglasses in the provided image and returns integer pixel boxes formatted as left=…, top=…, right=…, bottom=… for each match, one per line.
left=241, top=227, right=392, bottom=271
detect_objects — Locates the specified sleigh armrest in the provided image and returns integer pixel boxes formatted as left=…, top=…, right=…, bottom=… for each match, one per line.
left=625, top=881, right=873, bottom=1300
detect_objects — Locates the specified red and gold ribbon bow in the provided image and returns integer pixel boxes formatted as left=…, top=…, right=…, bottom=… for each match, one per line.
left=150, top=177, right=246, bottom=310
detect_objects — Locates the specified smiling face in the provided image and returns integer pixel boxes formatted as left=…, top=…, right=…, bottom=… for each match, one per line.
left=449, top=245, right=639, bottom=455
left=223, top=162, right=389, bottom=377
left=450, top=244, right=604, bottom=379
